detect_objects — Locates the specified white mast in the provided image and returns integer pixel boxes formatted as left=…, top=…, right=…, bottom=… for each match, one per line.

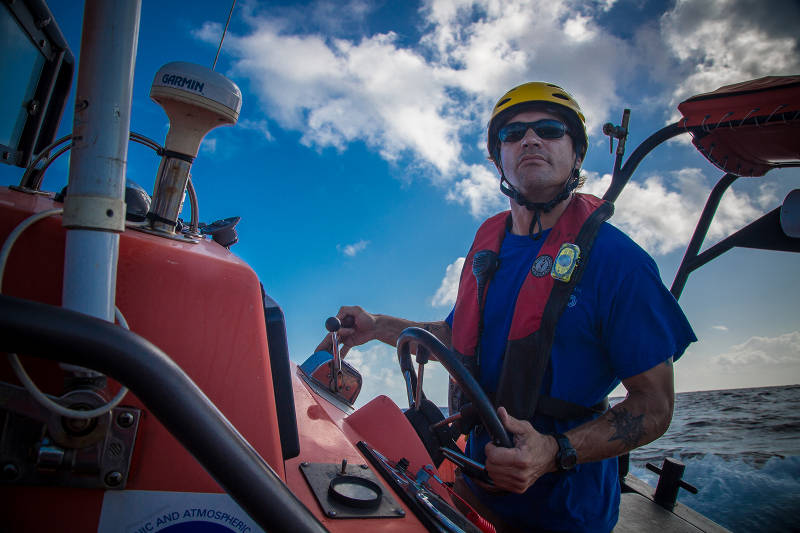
left=61, top=0, right=141, bottom=338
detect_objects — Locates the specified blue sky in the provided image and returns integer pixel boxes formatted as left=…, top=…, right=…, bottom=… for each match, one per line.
left=2, top=0, right=799, bottom=408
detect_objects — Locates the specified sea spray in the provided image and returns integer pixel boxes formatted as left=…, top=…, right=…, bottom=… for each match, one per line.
left=627, top=385, right=800, bottom=532
left=630, top=455, right=800, bottom=532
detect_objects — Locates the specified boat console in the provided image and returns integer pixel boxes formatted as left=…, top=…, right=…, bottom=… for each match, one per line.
left=1, top=0, right=797, bottom=532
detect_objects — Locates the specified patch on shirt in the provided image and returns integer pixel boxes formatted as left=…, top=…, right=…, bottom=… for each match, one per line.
left=551, top=243, right=581, bottom=283
left=531, top=255, right=554, bottom=277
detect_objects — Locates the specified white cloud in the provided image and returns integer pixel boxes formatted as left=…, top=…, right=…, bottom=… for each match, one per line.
left=581, top=168, right=762, bottom=255
left=447, top=163, right=506, bottom=217
left=197, top=0, right=796, bottom=219
left=712, top=331, right=800, bottom=369
left=220, top=24, right=464, bottom=175
left=200, top=0, right=631, bottom=217
left=337, top=239, right=370, bottom=257
left=346, top=344, right=407, bottom=408
left=347, top=343, right=450, bottom=408
left=712, top=325, right=729, bottom=332
left=659, top=0, right=800, bottom=112
left=238, top=119, right=273, bottom=141
left=431, top=257, right=465, bottom=308
left=200, top=137, right=217, bottom=154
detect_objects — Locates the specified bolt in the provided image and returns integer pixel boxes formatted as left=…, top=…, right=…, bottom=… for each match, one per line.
left=327, top=510, right=337, bottom=518
left=394, top=508, right=405, bottom=516
left=301, top=462, right=309, bottom=467
left=117, top=412, right=134, bottom=428
left=360, top=464, right=369, bottom=469
left=2, top=463, right=20, bottom=480
left=105, top=471, right=123, bottom=487
left=64, top=417, right=90, bottom=433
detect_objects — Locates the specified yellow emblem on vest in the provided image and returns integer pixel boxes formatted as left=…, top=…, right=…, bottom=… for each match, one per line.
left=551, top=243, right=581, bottom=283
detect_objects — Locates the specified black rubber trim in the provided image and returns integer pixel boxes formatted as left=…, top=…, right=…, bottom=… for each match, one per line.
left=163, top=149, right=195, bottom=163
left=261, top=287, right=300, bottom=460
left=0, top=294, right=327, bottom=533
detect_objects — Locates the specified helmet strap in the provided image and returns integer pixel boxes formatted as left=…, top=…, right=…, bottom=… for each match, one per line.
left=498, top=156, right=582, bottom=240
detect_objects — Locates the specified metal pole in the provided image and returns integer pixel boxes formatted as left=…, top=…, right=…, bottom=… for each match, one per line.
left=62, top=1, right=141, bottom=335
left=670, top=173, right=738, bottom=300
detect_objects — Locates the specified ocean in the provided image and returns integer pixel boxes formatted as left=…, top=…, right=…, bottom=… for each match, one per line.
left=623, top=384, right=800, bottom=532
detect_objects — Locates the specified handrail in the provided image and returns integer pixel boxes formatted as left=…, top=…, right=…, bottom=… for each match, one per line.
left=0, top=294, right=328, bottom=533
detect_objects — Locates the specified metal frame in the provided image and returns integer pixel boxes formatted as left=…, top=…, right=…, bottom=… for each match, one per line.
left=602, top=116, right=799, bottom=301
left=1, top=0, right=74, bottom=168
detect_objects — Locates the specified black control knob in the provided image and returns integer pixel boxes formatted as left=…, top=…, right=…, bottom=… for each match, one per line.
left=325, top=316, right=341, bottom=333
left=325, top=315, right=355, bottom=332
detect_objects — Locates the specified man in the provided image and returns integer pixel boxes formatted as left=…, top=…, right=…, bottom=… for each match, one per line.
left=317, top=82, right=696, bottom=532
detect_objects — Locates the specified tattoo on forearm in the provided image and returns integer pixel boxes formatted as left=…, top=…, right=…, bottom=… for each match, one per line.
left=607, top=408, right=646, bottom=449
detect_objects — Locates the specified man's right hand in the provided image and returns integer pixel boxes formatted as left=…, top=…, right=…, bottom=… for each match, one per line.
left=314, top=305, right=377, bottom=358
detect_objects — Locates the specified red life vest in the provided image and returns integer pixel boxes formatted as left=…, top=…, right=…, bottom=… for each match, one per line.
left=450, top=193, right=613, bottom=421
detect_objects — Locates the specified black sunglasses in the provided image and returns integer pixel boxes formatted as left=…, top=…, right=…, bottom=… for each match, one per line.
left=498, top=119, right=568, bottom=143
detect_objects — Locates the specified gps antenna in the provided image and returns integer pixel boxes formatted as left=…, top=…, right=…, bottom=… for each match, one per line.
left=145, top=62, right=241, bottom=237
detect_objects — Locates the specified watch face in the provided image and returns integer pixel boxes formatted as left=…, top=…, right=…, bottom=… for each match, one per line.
left=561, top=449, right=577, bottom=470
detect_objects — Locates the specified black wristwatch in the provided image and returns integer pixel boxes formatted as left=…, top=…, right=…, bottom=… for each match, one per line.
left=554, top=433, right=577, bottom=472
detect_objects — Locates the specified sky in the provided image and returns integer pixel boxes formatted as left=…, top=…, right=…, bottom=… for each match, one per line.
left=1, top=0, right=799, bottom=409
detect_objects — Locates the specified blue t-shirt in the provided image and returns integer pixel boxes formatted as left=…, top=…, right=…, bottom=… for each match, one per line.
left=446, top=222, right=696, bottom=532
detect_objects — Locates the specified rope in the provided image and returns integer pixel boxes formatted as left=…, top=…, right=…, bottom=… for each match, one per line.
left=0, top=208, right=129, bottom=419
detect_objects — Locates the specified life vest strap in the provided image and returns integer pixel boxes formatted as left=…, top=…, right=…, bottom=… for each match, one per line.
left=495, top=200, right=614, bottom=421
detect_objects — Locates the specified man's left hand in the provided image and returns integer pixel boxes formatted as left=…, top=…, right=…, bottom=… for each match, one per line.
left=482, top=407, right=558, bottom=494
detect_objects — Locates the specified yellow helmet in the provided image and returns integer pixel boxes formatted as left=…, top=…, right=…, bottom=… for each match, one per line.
left=487, top=82, right=587, bottom=162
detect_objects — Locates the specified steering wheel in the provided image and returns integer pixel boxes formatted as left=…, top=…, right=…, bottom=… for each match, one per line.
left=396, top=327, right=513, bottom=453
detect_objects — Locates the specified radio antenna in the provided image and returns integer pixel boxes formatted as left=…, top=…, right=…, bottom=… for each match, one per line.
left=212, top=0, right=237, bottom=71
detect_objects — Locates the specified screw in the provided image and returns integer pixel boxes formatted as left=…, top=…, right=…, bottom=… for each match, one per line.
left=394, top=508, right=405, bottom=516
left=327, top=510, right=337, bottom=518
left=105, top=471, right=123, bottom=487
left=301, top=462, right=309, bottom=467
left=2, top=463, right=20, bottom=480
left=117, top=412, right=135, bottom=428
left=360, top=464, right=369, bottom=469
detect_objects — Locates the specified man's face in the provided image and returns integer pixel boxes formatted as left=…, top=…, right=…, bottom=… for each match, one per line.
left=498, top=109, right=580, bottom=203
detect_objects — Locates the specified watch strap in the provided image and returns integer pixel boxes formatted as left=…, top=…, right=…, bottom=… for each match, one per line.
left=554, top=432, right=577, bottom=472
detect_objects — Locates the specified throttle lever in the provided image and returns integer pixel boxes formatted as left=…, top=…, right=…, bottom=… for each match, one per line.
left=325, top=317, right=343, bottom=392
left=324, top=315, right=355, bottom=392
